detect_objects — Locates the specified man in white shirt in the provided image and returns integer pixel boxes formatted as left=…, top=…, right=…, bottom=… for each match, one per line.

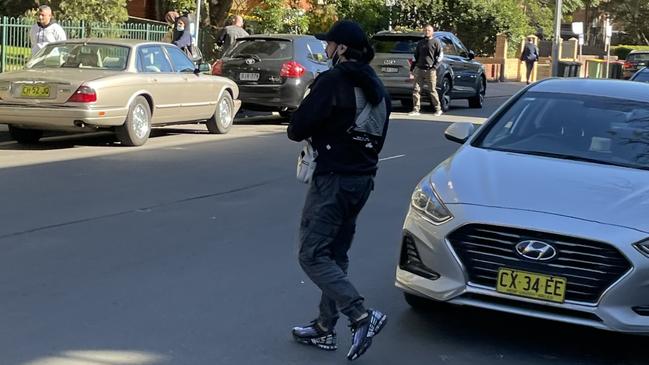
left=29, top=5, right=67, bottom=57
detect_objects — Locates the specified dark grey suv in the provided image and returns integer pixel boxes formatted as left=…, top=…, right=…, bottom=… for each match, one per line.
left=212, top=34, right=329, bottom=116
left=370, top=31, right=486, bottom=111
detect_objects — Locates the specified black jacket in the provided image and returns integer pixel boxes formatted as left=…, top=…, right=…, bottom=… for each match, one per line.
left=413, top=37, right=443, bottom=71
left=288, top=62, right=391, bottom=176
left=520, top=42, right=539, bottom=62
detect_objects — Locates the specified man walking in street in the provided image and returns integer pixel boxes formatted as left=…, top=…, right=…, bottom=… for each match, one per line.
left=409, top=24, right=443, bottom=117
left=287, top=20, right=390, bottom=362
left=217, top=15, right=249, bottom=55
left=29, top=5, right=66, bottom=57
left=520, top=37, right=539, bottom=84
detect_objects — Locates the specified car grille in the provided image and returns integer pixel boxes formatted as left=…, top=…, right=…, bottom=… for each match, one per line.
left=447, top=224, right=632, bottom=303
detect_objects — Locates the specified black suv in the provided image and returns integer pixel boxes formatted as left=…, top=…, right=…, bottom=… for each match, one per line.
left=212, top=34, right=329, bottom=116
left=370, top=31, right=486, bottom=111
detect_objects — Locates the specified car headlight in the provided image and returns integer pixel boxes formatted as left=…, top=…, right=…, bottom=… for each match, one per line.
left=633, top=240, right=649, bottom=258
left=411, top=178, right=453, bottom=224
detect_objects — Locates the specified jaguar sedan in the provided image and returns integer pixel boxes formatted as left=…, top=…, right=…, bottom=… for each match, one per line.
left=0, top=39, right=241, bottom=146
left=397, top=78, right=649, bottom=335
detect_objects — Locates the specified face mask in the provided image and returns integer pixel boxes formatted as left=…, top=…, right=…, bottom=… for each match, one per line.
left=327, top=48, right=340, bottom=69
left=177, top=25, right=185, bottom=31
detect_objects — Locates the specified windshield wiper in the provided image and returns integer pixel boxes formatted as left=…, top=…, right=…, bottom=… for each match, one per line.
left=494, top=148, right=649, bottom=170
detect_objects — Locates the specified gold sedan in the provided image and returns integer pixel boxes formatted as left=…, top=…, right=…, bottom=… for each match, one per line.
left=0, top=39, right=241, bottom=146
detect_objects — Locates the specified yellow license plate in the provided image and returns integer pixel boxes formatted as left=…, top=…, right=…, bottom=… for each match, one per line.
left=21, top=85, right=51, bottom=98
left=496, top=268, right=567, bottom=303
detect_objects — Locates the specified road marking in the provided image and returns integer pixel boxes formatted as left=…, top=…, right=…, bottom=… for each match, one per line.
left=380, top=154, right=406, bottom=162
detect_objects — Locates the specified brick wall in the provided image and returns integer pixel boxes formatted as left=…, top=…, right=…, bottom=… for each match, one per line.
left=127, top=0, right=156, bottom=20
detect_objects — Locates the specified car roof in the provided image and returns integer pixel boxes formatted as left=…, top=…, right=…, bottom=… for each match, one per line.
left=629, top=50, right=649, bottom=54
left=48, top=38, right=167, bottom=48
left=529, top=78, right=649, bottom=103
left=240, top=34, right=316, bottom=41
left=371, top=31, right=454, bottom=38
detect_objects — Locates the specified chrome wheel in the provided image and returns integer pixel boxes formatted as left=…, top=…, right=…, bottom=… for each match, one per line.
left=132, top=104, right=150, bottom=140
left=218, top=97, right=232, bottom=129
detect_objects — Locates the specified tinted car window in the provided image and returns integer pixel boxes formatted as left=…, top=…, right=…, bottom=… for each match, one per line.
left=137, top=46, right=172, bottom=73
left=632, top=70, right=649, bottom=82
left=627, top=53, right=649, bottom=62
left=476, top=92, right=649, bottom=170
left=306, top=40, right=328, bottom=64
left=225, top=39, right=292, bottom=60
left=371, top=36, right=421, bottom=54
left=439, top=36, right=458, bottom=56
left=165, top=46, right=195, bottom=72
left=451, top=36, right=469, bottom=58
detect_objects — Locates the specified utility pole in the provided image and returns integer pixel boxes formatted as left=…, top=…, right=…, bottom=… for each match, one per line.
left=194, top=0, right=202, bottom=46
left=551, top=0, right=563, bottom=76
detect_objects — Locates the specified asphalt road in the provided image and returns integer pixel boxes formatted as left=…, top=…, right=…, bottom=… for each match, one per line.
left=0, top=84, right=645, bottom=365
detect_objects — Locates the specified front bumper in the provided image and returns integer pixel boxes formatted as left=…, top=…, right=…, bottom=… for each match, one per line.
left=0, top=103, right=127, bottom=131
left=396, top=203, right=649, bottom=334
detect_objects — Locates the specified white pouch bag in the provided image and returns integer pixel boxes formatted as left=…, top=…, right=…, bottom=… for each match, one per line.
left=296, top=139, right=318, bottom=184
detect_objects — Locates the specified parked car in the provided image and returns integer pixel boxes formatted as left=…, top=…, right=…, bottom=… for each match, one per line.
left=370, top=31, right=486, bottom=111
left=397, top=78, right=649, bottom=335
left=630, top=67, right=649, bottom=83
left=623, top=50, right=649, bottom=79
left=212, top=34, right=329, bottom=117
left=0, top=39, right=240, bottom=146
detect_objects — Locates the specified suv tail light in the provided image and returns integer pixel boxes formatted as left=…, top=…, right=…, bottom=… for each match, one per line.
left=67, top=86, right=97, bottom=103
left=212, top=60, right=223, bottom=75
left=280, top=61, right=305, bottom=78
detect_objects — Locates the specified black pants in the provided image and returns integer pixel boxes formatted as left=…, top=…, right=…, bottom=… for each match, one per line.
left=525, top=61, right=536, bottom=83
left=298, top=173, right=374, bottom=330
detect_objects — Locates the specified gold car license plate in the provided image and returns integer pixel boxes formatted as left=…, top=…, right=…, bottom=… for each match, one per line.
left=496, top=268, right=567, bottom=303
left=21, top=85, right=51, bottom=98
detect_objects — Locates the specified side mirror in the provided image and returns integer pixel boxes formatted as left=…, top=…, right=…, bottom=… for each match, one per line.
left=468, top=50, right=476, bottom=60
left=444, top=122, right=476, bottom=144
left=198, top=62, right=211, bottom=74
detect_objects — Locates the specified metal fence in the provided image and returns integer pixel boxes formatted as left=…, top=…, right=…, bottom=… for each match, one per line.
left=0, top=17, right=169, bottom=72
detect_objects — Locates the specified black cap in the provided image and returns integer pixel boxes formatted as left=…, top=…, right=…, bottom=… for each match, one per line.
left=315, top=20, right=369, bottom=50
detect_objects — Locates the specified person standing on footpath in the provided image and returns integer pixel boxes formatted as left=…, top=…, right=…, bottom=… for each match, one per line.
left=217, top=15, right=249, bottom=55
left=409, top=24, right=443, bottom=117
left=520, top=37, right=539, bottom=84
left=29, top=5, right=66, bottom=57
left=287, top=20, right=390, bottom=362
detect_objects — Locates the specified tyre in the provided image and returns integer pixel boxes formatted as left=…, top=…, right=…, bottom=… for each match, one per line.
left=206, top=92, right=233, bottom=134
left=468, top=77, right=486, bottom=108
left=404, top=292, right=441, bottom=310
left=9, top=126, right=43, bottom=144
left=400, top=98, right=414, bottom=110
left=439, top=76, right=452, bottom=112
left=116, top=96, right=151, bottom=146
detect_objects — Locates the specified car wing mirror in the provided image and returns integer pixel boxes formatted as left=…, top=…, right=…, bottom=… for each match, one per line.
left=444, top=122, right=476, bottom=144
left=468, top=50, right=476, bottom=60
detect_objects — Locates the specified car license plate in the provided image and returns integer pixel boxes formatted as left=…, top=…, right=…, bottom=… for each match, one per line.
left=381, top=66, right=399, bottom=73
left=239, top=72, right=260, bottom=81
left=496, top=268, right=567, bottom=303
left=21, top=84, right=51, bottom=98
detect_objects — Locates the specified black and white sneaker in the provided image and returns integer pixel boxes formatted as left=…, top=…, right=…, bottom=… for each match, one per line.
left=346, top=309, right=387, bottom=361
left=292, top=320, right=337, bottom=351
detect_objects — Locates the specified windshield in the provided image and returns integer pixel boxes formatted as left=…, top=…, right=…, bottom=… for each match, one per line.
left=475, top=92, right=649, bottom=170
left=371, top=36, right=422, bottom=54
left=27, top=43, right=130, bottom=70
left=627, top=53, right=649, bottom=62
left=224, top=39, right=292, bottom=60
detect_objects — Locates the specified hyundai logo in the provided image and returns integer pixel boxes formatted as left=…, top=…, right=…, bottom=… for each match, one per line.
left=245, top=58, right=256, bottom=65
left=515, top=240, right=557, bottom=261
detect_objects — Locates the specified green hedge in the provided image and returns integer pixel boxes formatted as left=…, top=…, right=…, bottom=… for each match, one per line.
left=612, top=45, right=649, bottom=60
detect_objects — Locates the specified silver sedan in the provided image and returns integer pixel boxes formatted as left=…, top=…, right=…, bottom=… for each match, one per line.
left=397, top=78, right=649, bottom=335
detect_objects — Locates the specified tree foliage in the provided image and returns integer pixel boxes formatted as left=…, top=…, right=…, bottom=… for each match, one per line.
left=605, top=0, right=649, bottom=44
left=58, top=0, right=128, bottom=23
left=250, top=0, right=308, bottom=34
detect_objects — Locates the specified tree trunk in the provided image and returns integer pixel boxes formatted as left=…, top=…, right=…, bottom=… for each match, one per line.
left=208, top=0, right=234, bottom=27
